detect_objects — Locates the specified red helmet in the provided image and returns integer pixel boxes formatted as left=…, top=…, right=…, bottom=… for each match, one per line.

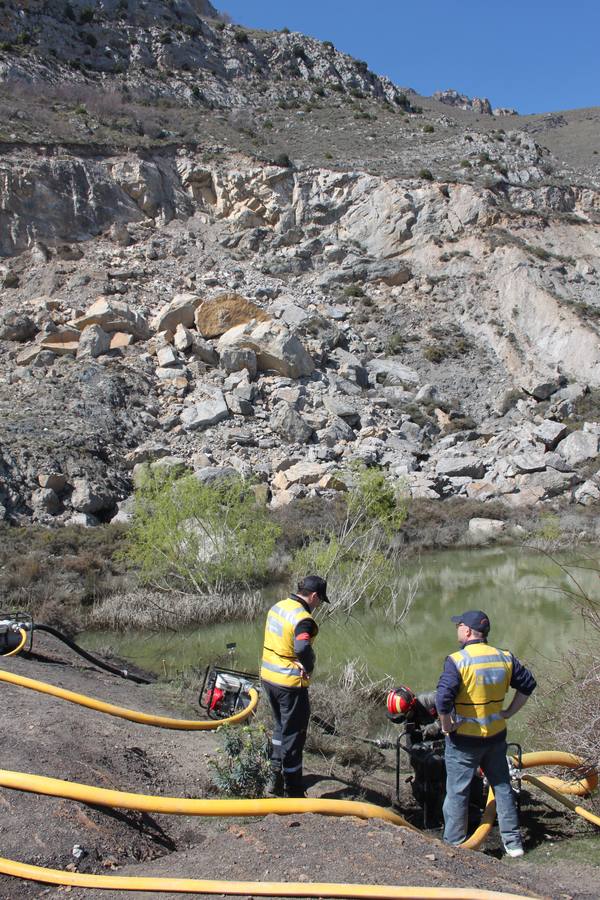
left=386, top=685, right=417, bottom=717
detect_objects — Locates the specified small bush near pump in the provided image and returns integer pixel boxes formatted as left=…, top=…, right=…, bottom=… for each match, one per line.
left=208, top=725, right=271, bottom=798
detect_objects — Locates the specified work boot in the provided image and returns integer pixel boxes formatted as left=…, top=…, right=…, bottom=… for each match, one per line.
left=284, top=773, right=306, bottom=798
left=265, top=770, right=284, bottom=797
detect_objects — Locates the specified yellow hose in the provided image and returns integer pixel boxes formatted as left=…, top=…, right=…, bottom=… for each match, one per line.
left=522, top=773, right=600, bottom=828
left=457, top=751, right=598, bottom=851
left=0, top=665, right=596, bottom=896
left=2, top=628, right=27, bottom=658
left=518, top=751, right=598, bottom=796
left=0, top=768, right=414, bottom=829
left=0, top=855, right=535, bottom=900
left=0, top=668, right=258, bottom=729
left=460, top=786, right=496, bottom=850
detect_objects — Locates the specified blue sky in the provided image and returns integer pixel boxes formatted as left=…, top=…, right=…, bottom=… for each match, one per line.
left=215, top=1, right=599, bottom=115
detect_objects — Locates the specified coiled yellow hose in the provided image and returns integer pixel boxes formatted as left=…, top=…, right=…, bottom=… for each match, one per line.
left=518, top=751, right=598, bottom=796
left=3, top=628, right=27, bottom=658
left=0, top=668, right=257, bottom=729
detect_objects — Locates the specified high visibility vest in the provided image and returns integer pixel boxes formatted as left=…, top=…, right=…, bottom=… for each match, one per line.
left=260, top=597, right=318, bottom=689
left=450, top=642, right=513, bottom=739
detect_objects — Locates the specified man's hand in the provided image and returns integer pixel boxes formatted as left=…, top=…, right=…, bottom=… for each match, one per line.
left=298, top=666, right=310, bottom=683
left=439, top=713, right=457, bottom=735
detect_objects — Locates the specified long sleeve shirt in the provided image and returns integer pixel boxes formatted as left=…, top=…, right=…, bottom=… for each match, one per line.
left=436, top=639, right=537, bottom=745
left=290, top=594, right=317, bottom=675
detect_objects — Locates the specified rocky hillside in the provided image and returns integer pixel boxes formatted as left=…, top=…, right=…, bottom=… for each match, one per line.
left=1, top=1, right=600, bottom=527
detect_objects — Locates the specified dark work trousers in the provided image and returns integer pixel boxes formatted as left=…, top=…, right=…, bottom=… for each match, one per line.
left=263, top=680, right=310, bottom=786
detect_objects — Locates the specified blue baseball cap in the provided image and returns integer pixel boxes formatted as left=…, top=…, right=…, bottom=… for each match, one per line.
left=451, top=610, right=490, bottom=634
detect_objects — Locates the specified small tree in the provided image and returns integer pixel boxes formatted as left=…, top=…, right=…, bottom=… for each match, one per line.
left=208, top=725, right=270, bottom=798
left=292, top=465, right=409, bottom=616
left=124, top=472, right=280, bottom=593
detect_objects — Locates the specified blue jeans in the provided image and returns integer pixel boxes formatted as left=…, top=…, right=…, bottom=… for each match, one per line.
left=443, top=737, right=522, bottom=849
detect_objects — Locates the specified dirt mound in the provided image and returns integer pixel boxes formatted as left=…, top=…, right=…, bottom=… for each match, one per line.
left=0, top=641, right=598, bottom=900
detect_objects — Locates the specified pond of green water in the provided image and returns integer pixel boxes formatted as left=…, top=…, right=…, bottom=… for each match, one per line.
left=81, top=546, right=598, bottom=697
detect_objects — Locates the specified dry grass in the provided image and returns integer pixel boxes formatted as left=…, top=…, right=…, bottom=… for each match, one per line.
left=90, top=587, right=264, bottom=632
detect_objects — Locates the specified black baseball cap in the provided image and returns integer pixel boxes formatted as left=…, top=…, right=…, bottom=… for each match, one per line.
left=451, top=610, right=490, bottom=634
left=299, top=575, right=329, bottom=603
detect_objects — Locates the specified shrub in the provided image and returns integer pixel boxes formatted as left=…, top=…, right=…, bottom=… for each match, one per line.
left=292, top=465, right=408, bottom=615
left=79, top=6, right=94, bottom=24
left=208, top=725, right=271, bottom=798
left=385, top=331, right=406, bottom=355
left=124, top=472, right=280, bottom=592
left=342, top=283, right=365, bottom=298
left=423, top=343, right=446, bottom=363
left=272, top=152, right=292, bottom=168
left=234, top=29, right=249, bottom=44
left=419, top=168, right=434, bottom=181
left=423, top=124, right=434, bottom=134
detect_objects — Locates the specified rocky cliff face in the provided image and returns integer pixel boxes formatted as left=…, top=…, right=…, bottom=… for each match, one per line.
left=1, top=3, right=600, bottom=526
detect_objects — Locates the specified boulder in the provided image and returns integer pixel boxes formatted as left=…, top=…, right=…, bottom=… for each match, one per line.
left=574, top=480, right=600, bottom=506
left=510, top=451, right=546, bottom=474
left=318, top=473, right=348, bottom=491
left=73, top=298, right=150, bottom=340
left=270, top=402, right=314, bottom=444
left=468, top=518, right=507, bottom=543
left=174, top=324, right=194, bottom=351
left=152, top=293, right=203, bottom=334
left=66, top=512, right=100, bottom=527
left=108, top=222, right=132, bottom=247
left=195, top=293, right=270, bottom=338
left=522, top=378, right=563, bottom=401
left=533, top=419, right=568, bottom=450
left=436, top=456, right=487, bottom=479
left=110, top=332, right=134, bottom=349
left=31, top=487, right=61, bottom=516
left=150, top=456, right=191, bottom=478
left=76, top=324, right=111, bottom=359
left=516, top=469, right=579, bottom=500
left=38, top=472, right=66, bottom=493
left=364, top=259, right=412, bottom=286
left=157, top=346, right=179, bottom=368
left=557, top=430, right=600, bottom=467
left=220, top=347, right=258, bottom=379
left=16, top=345, right=43, bottom=365
left=181, top=393, right=229, bottom=431
left=190, top=336, right=219, bottom=367
left=323, top=396, right=360, bottom=426
left=40, top=328, right=80, bottom=355
left=367, top=359, right=420, bottom=388
left=317, top=417, right=356, bottom=446
left=193, top=466, right=238, bottom=484
left=70, top=478, right=115, bottom=514
left=0, top=310, right=37, bottom=342
left=274, top=461, right=327, bottom=488
left=225, top=394, right=254, bottom=416
left=218, top=321, right=314, bottom=379
left=110, top=496, right=136, bottom=524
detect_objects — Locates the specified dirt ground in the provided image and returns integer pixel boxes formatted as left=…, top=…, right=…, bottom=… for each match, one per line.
left=0, top=637, right=599, bottom=900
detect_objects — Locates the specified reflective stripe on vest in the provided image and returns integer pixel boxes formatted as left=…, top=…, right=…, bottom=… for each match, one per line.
left=451, top=643, right=513, bottom=739
left=260, top=597, right=318, bottom=689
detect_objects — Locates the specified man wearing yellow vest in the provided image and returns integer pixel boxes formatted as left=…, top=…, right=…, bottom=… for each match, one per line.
left=260, top=575, right=329, bottom=798
left=436, top=610, right=536, bottom=857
